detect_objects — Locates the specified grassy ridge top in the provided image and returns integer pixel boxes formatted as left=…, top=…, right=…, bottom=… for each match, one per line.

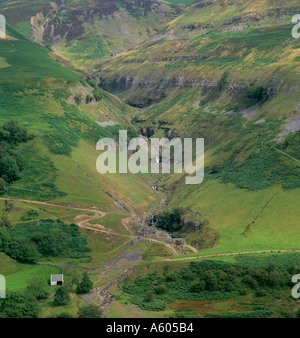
left=0, top=0, right=186, bottom=68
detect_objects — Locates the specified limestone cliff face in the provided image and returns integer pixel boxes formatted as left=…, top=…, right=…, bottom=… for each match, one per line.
left=96, top=0, right=300, bottom=112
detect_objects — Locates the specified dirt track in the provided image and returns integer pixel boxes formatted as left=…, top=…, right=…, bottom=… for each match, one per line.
left=164, top=249, right=300, bottom=261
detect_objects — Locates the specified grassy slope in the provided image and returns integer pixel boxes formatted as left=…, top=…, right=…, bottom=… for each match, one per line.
left=0, top=30, right=157, bottom=291
left=0, top=34, right=155, bottom=211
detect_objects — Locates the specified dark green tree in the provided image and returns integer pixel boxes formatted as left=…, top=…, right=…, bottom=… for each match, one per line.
left=26, top=277, right=49, bottom=300
left=205, top=271, right=218, bottom=291
left=8, top=239, right=40, bottom=263
left=76, top=272, right=93, bottom=294
left=156, top=208, right=184, bottom=233
left=85, top=95, right=93, bottom=104
left=0, top=155, right=20, bottom=183
left=166, top=272, right=177, bottom=282
left=0, top=214, right=12, bottom=229
left=65, top=269, right=81, bottom=291
left=1, top=120, right=31, bottom=145
left=53, top=287, right=70, bottom=306
left=86, top=77, right=98, bottom=89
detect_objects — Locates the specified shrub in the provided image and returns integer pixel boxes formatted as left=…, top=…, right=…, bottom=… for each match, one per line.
left=86, top=77, right=98, bottom=89
left=26, top=277, right=49, bottom=300
left=246, top=85, right=270, bottom=102
left=155, top=284, right=168, bottom=295
left=190, top=281, right=206, bottom=293
left=0, top=156, right=21, bottom=183
left=145, top=291, right=154, bottom=302
left=0, top=120, right=31, bottom=145
left=255, top=289, right=267, bottom=297
left=93, top=88, right=103, bottom=102
left=219, top=70, right=230, bottom=89
left=166, top=272, right=177, bottom=282
left=85, top=95, right=93, bottom=104
left=74, top=94, right=82, bottom=105
left=78, top=304, right=102, bottom=318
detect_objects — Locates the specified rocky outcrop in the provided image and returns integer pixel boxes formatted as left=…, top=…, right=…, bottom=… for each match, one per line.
left=276, top=101, right=300, bottom=142
left=20, top=0, right=182, bottom=53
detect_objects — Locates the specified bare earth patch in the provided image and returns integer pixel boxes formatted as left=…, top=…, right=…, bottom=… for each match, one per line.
left=276, top=101, right=300, bottom=142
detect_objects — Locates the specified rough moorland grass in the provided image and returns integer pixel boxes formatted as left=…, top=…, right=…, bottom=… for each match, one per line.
left=0, top=40, right=79, bottom=80
left=122, top=253, right=300, bottom=316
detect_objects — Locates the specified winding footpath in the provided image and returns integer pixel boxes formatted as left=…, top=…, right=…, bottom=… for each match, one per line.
left=164, top=249, right=300, bottom=261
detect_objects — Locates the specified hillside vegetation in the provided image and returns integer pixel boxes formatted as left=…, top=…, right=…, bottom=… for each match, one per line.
left=0, top=27, right=157, bottom=278
left=0, top=31, right=156, bottom=210
left=121, top=253, right=300, bottom=317
left=96, top=0, right=300, bottom=254
left=0, top=0, right=299, bottom=319
left=0, top=0, right=187, bottom=69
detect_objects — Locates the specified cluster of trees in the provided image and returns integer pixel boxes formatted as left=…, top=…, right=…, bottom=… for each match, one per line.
left=53, top=271, right=93, bottom=308
left=246, top=84, right=271, bottom=102
left=154, top=208, right=184, bottom=234
left=87, top=76, right=104, bottom=102
left=123, top=258, right=300, bottom=315
left=0, top=120, right=32, bottom=194
left=74, top=89, right=103, bottom=105
left=0, top=218, right=91, bottom=264
left=0, top=277, right=49, bottom=318
left=0, top=271, right=97, bottom=318
left=52, top=271, right=100, bottom=318
left=74, top=77, right=104, bottom=105
left=0, top=290, right=40, bottom=318
left=0, top=225, right=38, bottom=264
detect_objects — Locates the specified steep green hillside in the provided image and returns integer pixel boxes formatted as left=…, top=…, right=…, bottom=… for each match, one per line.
left=0, top=32, right=156, bottom=219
